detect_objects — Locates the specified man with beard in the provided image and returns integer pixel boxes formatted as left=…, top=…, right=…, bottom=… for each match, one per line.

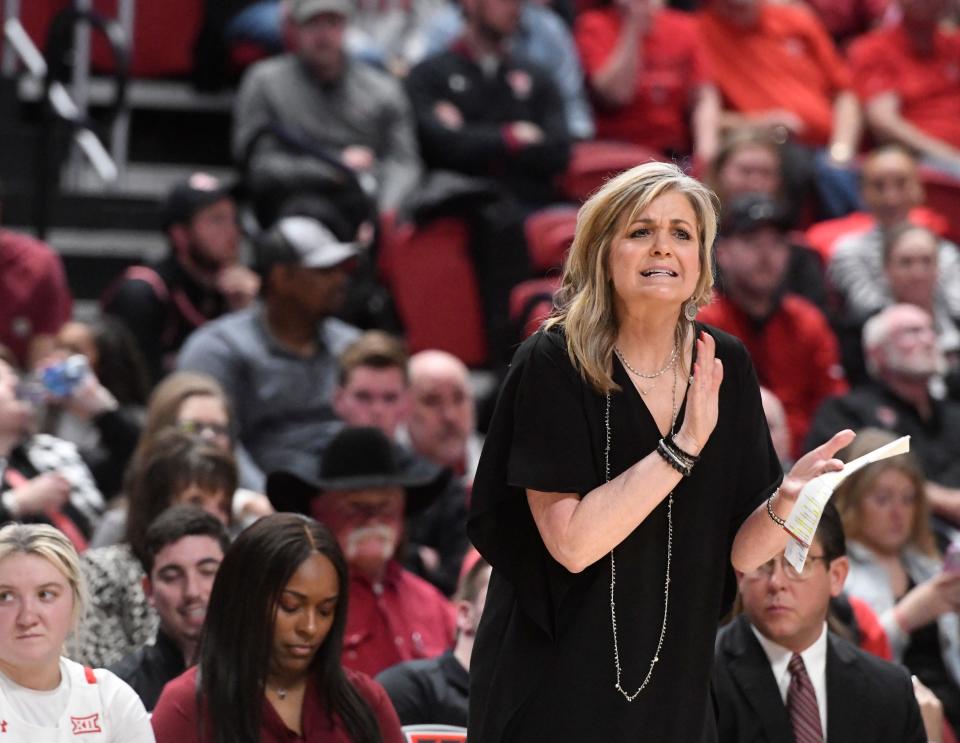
left=178, top=216, right=360, bottom=484
left=110, top=506, right=229, bottom=711
left=807, top=304, right=960, bottom=525
left=103, top=173, right=258, bottom=383
left=266, top=426, right=456, bottom=676
left=698, top=193, right=847, bottom=458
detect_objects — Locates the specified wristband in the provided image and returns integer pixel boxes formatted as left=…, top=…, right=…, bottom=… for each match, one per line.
left=1, top=490, right=19, bottom=518
left=657, top=439, right=693, bottom=477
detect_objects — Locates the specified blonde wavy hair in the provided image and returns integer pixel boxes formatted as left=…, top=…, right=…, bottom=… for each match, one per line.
left=545, top=161, right=719, bottom=393
left=0, top=522, right=87, bottom=623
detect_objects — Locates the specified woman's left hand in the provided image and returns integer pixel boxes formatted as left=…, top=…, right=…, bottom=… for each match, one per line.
left=779, top=429, right=857, bottom=503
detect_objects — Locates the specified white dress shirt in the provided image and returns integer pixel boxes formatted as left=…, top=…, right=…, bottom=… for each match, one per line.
left=752, top=622, right=830, bottom=741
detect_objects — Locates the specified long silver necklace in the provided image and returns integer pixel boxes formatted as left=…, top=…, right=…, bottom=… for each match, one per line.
left=606, top=361, right=682, bottom=702
left=614, top=341, right=679, bottom=380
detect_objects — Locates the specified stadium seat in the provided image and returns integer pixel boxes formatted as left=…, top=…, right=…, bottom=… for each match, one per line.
left=558, top=140, right=663, bottom=203
left=401, top=724, right=468, bottom=743
left=510, top=276, right=560, bottom=340
left=919, top=167, right=960, bottom=245
left=378, top=213, right=488, bottom=366
left=524, top=205, right=578, bottom=273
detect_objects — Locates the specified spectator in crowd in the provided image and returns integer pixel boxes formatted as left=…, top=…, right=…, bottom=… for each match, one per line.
left=179, top=217, right=360, bottom=481
left=267, top=426, right=456, bottom=677
left=102, top=173, right=257, bottom=384
left=110, top=506, right=230, bottom=711
left=151, top=513, right=405, bottom=742
left=834, top=429, right=960, bottom=733
left=71, top=430, right=237, bottom=668
left=698, top=193, right=847, bottom=457
left=420, top=0, right=594, bottom=140
left=0, top=358, right=105, bottom=544
left=697, top=0, right=862, bottom=217
left=0, top=523, right=154, bottom=741
left=713, top=503, right=930, bottom=743
left=849, top=0, right=960, bottom=177
left=807, top=144, right=949, bottom=262
left=837, top=222, right=960, bottom=387
left=232, top=0, right=421, bottom=233
left=335, top=336, right=470, bottom=596
left=377, top=556, right=491, bottom=725
left=827, top=146, right=960, bottom=323
left=575, top=0, right=719, bottom=163
left=707, top=128, right=829, bottom=307
left=806, top=304, right=960, bottom=525
left=403, top=350, right=482, bottom=481
left=42, top=317, right=150, bottom=501
left=90, top=371, right=266, bottom=547
left=405, top=0, right=571, bottom=209
left=0, top=181, right=73, bottom=370
left=334, top=330, right=411, bottom=440
left=405, top=0, right=572, bottom=361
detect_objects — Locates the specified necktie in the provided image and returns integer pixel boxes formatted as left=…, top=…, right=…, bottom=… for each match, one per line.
left=787, top=653, right=823, bottom=743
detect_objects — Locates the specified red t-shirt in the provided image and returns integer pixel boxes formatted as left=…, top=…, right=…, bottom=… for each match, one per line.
left=697, top=3, right=851, bottom=146
left=698, top=293, right=848, bottom=458
left=151, top=665, right=404, bottom=743
left=848, top=24, right=960, bottom=150
left=342, top=560, right=456, bottom=677
left=575, top=8, right=710, bottom=153
left=0, top=229, right=73, bottom=367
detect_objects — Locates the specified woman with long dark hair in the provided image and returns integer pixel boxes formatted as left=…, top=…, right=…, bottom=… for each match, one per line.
left=151, top=512, right=403, bottom=743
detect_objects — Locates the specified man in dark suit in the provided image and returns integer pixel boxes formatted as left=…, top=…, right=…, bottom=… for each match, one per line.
left=714, top=503, right=935, bottom=743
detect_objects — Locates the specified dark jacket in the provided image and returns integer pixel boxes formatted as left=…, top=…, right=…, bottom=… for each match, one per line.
left=376, top=650, right=469, bottom=726
left=109, top=629, right=186, bottom=712
left=713, top=614, right=925, bottom=743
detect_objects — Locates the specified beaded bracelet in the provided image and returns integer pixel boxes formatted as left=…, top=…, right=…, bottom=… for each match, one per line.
left=766, top=489, right=786, bottom=528
left=662, top=435, right=700, bottom=468
left=657, top=438, right=693, bottom=477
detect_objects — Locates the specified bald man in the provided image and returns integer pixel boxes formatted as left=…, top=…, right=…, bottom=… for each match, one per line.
left=828, top=146, right=960, bottom=321
left=403, top=350, right=483, bottom=481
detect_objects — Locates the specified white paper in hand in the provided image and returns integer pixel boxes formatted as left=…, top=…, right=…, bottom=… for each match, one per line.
left=783, top=435, right=911, bottom=573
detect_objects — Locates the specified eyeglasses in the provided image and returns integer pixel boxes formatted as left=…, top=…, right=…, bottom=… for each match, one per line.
left=744, top=554, right=830, bottom=582
left=177, top=419, right=231, bottom=440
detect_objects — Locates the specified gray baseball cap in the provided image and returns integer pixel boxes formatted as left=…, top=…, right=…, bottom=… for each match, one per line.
left=256, top=216, right=360, bottom=276
left=290, top=0, right=354, bottom=21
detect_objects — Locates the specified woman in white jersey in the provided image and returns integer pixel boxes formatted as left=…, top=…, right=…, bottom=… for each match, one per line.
left=0, top=522, right=154, bottom=742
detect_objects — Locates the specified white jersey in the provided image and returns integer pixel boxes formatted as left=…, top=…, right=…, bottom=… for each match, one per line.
left=0, top=657, right=154, bottom=743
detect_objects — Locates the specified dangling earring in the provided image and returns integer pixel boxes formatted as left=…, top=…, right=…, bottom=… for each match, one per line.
left=683, top=299, right=698, bottom=322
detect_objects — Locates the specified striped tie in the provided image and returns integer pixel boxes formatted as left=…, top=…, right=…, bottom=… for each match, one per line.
left=787, top=653, right=823, bottom=743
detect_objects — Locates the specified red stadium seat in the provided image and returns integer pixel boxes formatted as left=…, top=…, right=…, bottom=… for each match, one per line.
left=378, top=214, right=488, bottom=366
left=510, top=276, right=560, bottom=340
left=557, top=140, right=664, bottom=203
left=919, top=167, right=960, bottom=245
left=524, top=205, right=578, bottom=272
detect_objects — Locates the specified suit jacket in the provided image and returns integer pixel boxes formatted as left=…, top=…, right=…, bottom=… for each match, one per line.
left=713, top=615, right=925, bottom=743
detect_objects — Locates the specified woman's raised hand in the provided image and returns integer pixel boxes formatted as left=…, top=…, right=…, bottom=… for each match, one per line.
left=674, top=331, right=723, bottom=456
left=896, top=571, right=960, bottom=632
left=779, top=429, right=857, bottom=503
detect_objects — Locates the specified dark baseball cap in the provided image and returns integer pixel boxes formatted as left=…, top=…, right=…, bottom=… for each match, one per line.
left=161, top=172, right=236, bottom=229
left=720, top=193, right=791, bottom=238
left=256, top=216, right=361, bottom=276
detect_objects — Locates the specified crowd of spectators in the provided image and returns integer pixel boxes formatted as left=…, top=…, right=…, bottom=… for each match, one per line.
left=4, top=0, right=960, bottom=737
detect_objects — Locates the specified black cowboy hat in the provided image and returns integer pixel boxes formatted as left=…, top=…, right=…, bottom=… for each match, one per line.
left=266, top=426, right=450, bottom=516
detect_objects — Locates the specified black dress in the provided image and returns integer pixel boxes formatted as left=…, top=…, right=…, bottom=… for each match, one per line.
left=467, top=324, right=782, bottom=742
